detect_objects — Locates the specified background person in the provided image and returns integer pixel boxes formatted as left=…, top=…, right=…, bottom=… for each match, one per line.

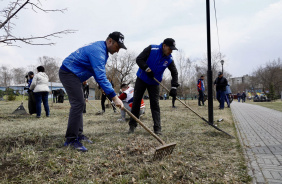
left=237, top=91, right=241, bottom=102
left=82, top=81, right=89, bottom=113
left=128, top=38, right=179, bottom=135
left=25, top=71, right=36, bottom=115
left=57, top=89, right=65, bottom=103
left=29, top=66, right=50, bottom=118
left=117, top=84, right=145, bottom=122
left=99, top=79, right=116, bottom=113
left=214, top=72, right=228, bottom=110
left=225, top=84, right=232, bottom=108
left=197, top=75, right=205, bottom=106
left=59, top=31, right=125, bottom=152
left=241, top=91, right=246, bottom=103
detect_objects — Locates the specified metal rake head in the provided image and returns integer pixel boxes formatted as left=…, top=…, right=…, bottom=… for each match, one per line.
left=153, top=142, right=176, bottom=160
left=12, top=103, right=28, bottom=115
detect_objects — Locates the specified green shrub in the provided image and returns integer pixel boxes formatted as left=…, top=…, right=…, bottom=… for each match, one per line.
left=7, top=93, right=16, bottom=101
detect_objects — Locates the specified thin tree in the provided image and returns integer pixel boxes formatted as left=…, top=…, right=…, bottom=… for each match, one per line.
left=0, top=65, right=13, bottom=86
left=106, top=51, right=137, bottom=89
left=37, top=56, right=61, bottom=82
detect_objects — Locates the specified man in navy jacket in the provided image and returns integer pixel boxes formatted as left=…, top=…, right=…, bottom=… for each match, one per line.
left=59, top=31, right=126, bottom=152
left=128, top=38, right=179, bottom=135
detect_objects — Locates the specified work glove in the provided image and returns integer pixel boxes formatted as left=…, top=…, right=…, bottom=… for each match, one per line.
left=169, top=88, right=177, bottom=98
left=146, top=71, right=155, bottom=79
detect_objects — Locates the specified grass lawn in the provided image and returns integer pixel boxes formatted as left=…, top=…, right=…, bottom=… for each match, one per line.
left=0, top=99, right=251, bottom=183
left=246, top=100, right=282, bottom=112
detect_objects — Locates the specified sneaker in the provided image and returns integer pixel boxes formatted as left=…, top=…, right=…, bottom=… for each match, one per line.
left=64, top=139, right=88, bottom=152
left=128, top=126, right=135, bottom=134
left=117, top=118, right=125, bottom=122
left=36, top=116, right=41, bottom=118
left=172, top=106, right=177, bottom=108
left=78, top=135, right=93, bottom=144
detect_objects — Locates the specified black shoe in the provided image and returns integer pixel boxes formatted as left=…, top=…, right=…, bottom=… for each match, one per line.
left=128, top=126, right=135, bottom=134
left=154, top=130, right=162, bottom=135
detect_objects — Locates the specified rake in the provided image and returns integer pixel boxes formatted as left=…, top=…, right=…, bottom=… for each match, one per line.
left=154, top=78, right=234, bottom=138
left=122, top=107, right=176, bottom=160
left=87, top=101, right=103, bottom=115
left=12, top=88, right=28, bottom=115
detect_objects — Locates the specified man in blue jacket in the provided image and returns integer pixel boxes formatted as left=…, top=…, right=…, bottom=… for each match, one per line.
left=128, top=38, right=179, bottom=135
left=59, top=31, right=126, bottom=152
left=197, top=75, right=205, bottom=106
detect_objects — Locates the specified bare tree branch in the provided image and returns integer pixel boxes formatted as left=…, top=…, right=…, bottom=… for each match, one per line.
left=1, top=29, right=76, bottom=46
left=0, top=0, right=76, bottom=46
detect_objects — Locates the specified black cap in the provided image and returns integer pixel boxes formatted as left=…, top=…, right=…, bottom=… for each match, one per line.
left=28, top=71, right=34, bottom=76
left=108, top=31, right=127, bottom=50
left=163, top=38, right=178, bottom=50
left=218, top=72, right=223, bottom=76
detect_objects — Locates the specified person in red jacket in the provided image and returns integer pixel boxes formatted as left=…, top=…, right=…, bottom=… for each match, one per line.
left=197, top=75, right=205, bottom=106
left=118, top=84, right=145, bottom=121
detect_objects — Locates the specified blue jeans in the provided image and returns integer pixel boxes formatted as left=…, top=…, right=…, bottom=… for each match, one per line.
left=34, top=92, right=50, bottom=117
left=216, top=90, right=226, bottom=109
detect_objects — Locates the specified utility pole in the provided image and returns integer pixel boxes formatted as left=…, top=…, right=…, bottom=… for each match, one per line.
left=206, top=0, right=214, bottom=124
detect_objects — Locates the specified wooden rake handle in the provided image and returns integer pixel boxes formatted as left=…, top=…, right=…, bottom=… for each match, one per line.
left=87, top=101, right=100, bottom=111
left=153, top=78, right=204, bottom=120
left=120, top=106, right=165, bottom=145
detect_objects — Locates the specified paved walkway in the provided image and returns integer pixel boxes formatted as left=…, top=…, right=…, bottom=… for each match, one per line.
left=231, top=101, right=282, bottom=184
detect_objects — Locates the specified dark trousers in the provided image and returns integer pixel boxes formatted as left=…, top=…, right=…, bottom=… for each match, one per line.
left=242, top=97, right=245, bottom=103
left=172, top=96, right=176, bottom=107
left=28, top=91, right=37, bottom=115
left=198, top=90, right=204, bottom=106
left=34, top=91, right=50, bottom=117
left=129, top=77, right=161, bottom=132
left=216, top=90, right=226, bottom=109
left=101, top=93, right=116, bottom=112
left=225, top=94, right=230, bottom=107
left=59, top=69, right=84, bottom=141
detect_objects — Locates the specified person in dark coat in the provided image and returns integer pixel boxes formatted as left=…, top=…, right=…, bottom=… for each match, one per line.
left=82, top=81, right=89, bottom=113
left=57, top=89, right=65, bottom=103
left=26, top=71, right=36, bottom=115
left=241, top=91, right=246, bottom=103
left=128, top=38, right=179, bottom=135
left=214, top=72, right=228, bottom=110
left=237, top=91, right=241, bottom=102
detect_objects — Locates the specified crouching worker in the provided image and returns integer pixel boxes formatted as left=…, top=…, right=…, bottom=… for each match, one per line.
left=117, top=84, right=145, bottom=122
left=59, top=31, right=126, bottom=152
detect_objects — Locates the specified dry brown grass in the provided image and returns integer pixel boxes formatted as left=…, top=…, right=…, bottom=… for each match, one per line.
left=0, top=99, right=251, bottom=183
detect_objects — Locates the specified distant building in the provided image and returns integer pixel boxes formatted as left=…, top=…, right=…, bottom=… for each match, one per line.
left=229, top=75, right=250, bottom=86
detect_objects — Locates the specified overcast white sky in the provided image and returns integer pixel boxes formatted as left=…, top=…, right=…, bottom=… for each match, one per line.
left=1, top=0, right=282, bottom=77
